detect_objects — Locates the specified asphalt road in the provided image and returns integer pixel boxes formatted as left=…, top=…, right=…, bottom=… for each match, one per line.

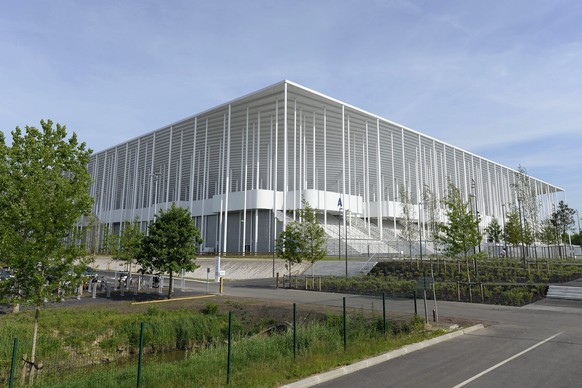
left=219, top=279, right=582, bottom=388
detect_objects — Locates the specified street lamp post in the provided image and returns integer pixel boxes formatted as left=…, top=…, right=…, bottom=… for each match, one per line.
left=149, top=171, right=160, bottom=223
left=272, top=214, right=277, bottom=278
left=518, top=198, right=526, bottom=266
left=501, top=204, right=507, bottom=254
left=345, top=209, right=349, bottom=278
left=338, top=207, right=342, bottom=261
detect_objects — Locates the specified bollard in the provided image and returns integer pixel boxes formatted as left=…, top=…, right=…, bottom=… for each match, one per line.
left=106, top=283, right=111, bottom=298
left=77, top=286, right=81, bottom=300
left=219, top=277, right=224, bottom=294
left=276, top=272, right=279, bottom=288
left=92, top=285, right=97, bottom=299
left=433, top=308, right=436, bottom=322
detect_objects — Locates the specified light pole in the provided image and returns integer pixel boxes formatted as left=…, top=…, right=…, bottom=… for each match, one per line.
left=501, top=204, right=507, bottom=254
left=150, top=171, right=160, bottom=222
left=338, top=207, right=342, bottom=261
left=345, top=209, right=349, bottom=278
left=272, top=214, right=277, bottom=278
left=518, top=198, right=526, bottom=266
left=470, top=179, right=481, bottom=253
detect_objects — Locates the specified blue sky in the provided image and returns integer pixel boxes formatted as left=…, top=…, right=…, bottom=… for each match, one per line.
left=1, top=0, right=581, bottom=225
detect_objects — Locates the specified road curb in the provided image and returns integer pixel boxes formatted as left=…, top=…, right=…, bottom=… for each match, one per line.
left=280, top=324, right=485, bottom=388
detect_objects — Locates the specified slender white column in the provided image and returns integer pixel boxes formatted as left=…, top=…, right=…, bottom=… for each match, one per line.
left=254, top=113, right=260, bottom=252
left=293, top=99, right=297, bottom=219
left=365, top=122, right=370, bottom=232
left=274, top=102, right=279, bottom=243
left=283, top=84, right=288, bottom=227
left=347, top=115, right=351, bottom=213
left=376, top=119, right=382, bottom=238
left=312, top=111, right=316, bottom=190
left=177, top=129, right=183, bottom=203
left=223, top=105, right=232, bottom=253
left=120, top=143, right=129, bottom=221
left=323, top=107, right=327, bottom=225
left=342, top=105, right=346, bottom=234
left=218, top=115, right=226, bottom=252
left=131, top=139, right=140, bottom=221
left=165, top=126, right=173, bottom=209
left=108, top=147, right=119, bottom=229
left=242, top=108, right=249, bottom=254
left=98, top=152, right=107, bottom=224
left=189, top=118, right=197, bottom=211
left=391, top=133, right=396, bottom=237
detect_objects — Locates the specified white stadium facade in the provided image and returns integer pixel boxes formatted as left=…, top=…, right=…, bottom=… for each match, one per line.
left=87, top=80, right=564, bottom=256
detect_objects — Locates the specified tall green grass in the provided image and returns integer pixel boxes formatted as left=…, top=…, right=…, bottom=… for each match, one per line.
left=1, top=304, right=438, bottom=387
left=30, top=315, right=435, bottom=387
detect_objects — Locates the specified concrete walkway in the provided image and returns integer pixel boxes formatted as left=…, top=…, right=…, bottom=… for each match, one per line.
left=90, top=256, right=375, bottom=280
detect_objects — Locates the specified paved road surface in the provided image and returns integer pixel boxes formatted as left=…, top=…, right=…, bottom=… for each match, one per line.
left=220, top=279, right=582, bottom=388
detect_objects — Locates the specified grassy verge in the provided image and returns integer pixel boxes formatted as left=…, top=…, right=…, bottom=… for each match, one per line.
left=33, top=315, right=440, bottom=387
left=0, top=300, right=445, bottom=387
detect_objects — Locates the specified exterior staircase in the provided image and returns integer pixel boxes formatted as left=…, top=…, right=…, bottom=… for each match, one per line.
left=546, top=285, right=582, bottom=300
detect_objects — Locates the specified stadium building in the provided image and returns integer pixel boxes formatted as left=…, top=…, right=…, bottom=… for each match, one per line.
left=87, top=80, right=564, bottom=256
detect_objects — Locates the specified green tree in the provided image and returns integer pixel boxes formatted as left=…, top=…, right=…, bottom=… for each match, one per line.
left=503, top=209, right=522, bottom=246
left=111, top=216, right=144, bottom=284
left=422, top=185, right=441, bottom=252
left=399, top=184, right=418, bottom=258
left=298, top=199, right=327, bottom=274
left=138, top=204, right=202, bottom=299
left=485, top=217, right=502, bottom=243
left=436, top=181, right=481, bottom=291
left=550, top=200, right=576, bottom=243
left=276, top=198, right=327, bottom=276
left=513, top=165, right=540, bottom=243
left=436, top=181, right=482, bottom=259
left=0, top=120, right=93, bottom=382
left=538, top=218, right=559, bottom=245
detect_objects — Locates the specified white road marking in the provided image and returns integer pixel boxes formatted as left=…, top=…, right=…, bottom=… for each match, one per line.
left=452, top=331, right=563, bottom=388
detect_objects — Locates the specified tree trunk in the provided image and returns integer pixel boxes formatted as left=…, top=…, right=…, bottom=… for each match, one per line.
left=29, top=305, right=40, bottom=385
left=167, top=271, right=173, bottom=299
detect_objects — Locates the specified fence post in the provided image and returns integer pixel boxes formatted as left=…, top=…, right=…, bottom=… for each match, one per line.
left=293, top=303, right=297, bottom=361
left=413, top=290, right=417, bottom=315
left=9, top=338, right=18, bottom=388
left=343, top=297, right=347, bottom=352
left=382, top=293, right=387, bottom=339
left=137, top=322, right=144, bottom=388
left=227, top=311, right=233, bottom=385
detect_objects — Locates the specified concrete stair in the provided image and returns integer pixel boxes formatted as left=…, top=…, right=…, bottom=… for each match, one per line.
left=546, top=285, right=582, bottom=300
